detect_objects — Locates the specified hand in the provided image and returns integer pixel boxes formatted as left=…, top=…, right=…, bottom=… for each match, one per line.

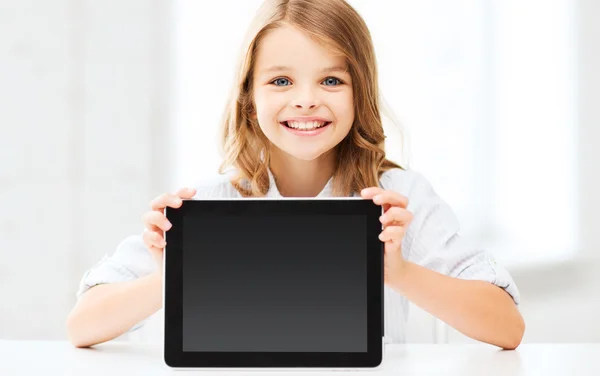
left=361, top=187, right=413, bottom=287
left=142, top=187, right=196, bottom=273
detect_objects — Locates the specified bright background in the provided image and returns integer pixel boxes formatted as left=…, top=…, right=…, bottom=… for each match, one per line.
left=1, top=0, right=599, bottom=343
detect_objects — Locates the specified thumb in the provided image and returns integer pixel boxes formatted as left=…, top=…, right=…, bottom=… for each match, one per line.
left=175, top=187, right=196, bottom=198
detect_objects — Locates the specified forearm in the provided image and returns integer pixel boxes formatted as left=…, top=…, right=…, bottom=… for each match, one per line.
left=66, top=272, right=162, bottom=348
left=391, top=261, right=525, bottom=350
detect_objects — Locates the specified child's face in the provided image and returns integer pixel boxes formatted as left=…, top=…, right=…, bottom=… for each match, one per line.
left=252, top=24, right=354, bottom=162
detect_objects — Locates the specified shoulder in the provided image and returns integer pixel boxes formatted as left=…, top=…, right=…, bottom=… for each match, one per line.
left=380, top=167, right=460, bottom=237
left=190, top=169, right=243, bottom=198
left=379, top=167, right=436, bottom=199
left=379, top=167, right=446, bottom=217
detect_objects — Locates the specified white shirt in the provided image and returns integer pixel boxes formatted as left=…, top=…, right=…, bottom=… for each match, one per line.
left=76, top=167, right=520, bottom=344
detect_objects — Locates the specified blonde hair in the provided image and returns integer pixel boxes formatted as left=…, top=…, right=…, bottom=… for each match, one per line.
left=218, top=0, right=406, bottom=197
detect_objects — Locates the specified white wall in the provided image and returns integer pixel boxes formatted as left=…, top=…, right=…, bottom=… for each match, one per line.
left=0, top=0, right=170, bottom=340
left=0, top=0, right=599, bottom=344
left=577, top=0, right=600, bottom=260
left=444, top=0, right=600, bottom=344
left=519, top=0, right=600, bottom=343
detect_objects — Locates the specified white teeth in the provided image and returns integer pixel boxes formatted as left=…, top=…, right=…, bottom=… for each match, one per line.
left=287, top=121, right=327, bottom=130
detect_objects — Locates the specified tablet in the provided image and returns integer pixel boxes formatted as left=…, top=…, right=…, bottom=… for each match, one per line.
left=163, top=197, right=384, bottom=370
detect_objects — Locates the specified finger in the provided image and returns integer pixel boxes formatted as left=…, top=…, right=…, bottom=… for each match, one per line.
left=360, top=186, right=384, bottom=199
left=148, top=245, right=163, bottom=258
left=379, top=226, right=405, bottom=243
left=146, top=223, right=162, bottom=234
left=361, top=187, right=392, bottom=212
left=147, top=244, right=160, bottom=254
left=175, top=187, right=196, bottom=199
left=150, top=193, right=183, bottom=211
left=143, top=211, right=172, bottom=231
left=379, top=227, right=405, bottom=246
left=143, top=229, right=167, bottom=249
left=372, top=190, right=408, bottom=209
left=380, top=207, right=413, bottom=228
left=148, top=245, right=165, bottom=269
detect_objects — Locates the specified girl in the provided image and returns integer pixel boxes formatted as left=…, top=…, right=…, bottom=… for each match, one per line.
left=66, top=0, right=524, bottom=350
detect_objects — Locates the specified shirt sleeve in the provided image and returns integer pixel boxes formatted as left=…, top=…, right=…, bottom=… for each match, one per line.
left=75, top=234, right=155, bottom=332
left=394, top=170, right=521, bottom=305
left=74, top=178, right=234, bottom=333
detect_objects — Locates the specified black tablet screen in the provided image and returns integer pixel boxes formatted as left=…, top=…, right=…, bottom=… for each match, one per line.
left=182, top=213, right=367, bottom=352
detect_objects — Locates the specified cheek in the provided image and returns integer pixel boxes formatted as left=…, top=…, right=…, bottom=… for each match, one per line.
left=252, top=90, right=266, bottom=116
left=254, top=90, right=285, bottom=123
left=332, top=91, right=354, bottom=127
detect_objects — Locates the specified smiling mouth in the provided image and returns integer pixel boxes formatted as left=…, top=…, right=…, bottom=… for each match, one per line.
left=280, top=121, right=332, bottom=131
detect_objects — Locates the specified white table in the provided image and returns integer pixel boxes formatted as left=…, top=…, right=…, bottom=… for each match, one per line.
left=1, top=340, right=599, bottom=375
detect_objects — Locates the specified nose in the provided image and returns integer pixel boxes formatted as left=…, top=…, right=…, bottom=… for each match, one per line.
left=292, top=85, right=320, bottom=109
left=295, top=102, right=317, bottom=109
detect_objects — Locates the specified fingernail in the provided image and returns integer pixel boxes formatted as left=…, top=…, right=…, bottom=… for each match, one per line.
left=165, top=222, right=172, bottom=230
left=175, top=198, right=182, bottom=204
left=380, top=215, right=385, bottom=222
left=373, top=195, right=381, bottom=203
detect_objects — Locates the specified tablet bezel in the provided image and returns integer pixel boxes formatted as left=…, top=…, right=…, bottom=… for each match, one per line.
left=163, top=197, right=384, bottom=368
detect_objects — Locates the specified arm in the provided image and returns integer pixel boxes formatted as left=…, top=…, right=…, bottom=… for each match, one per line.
left=66, top=185, right=209, bottom=348
left=66, top=272, right=162, bottom=348
left=363, top=170, right=525, bottom=350
left=391, top=261, right=525, bottom=350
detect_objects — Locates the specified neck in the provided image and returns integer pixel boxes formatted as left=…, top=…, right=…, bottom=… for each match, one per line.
left=269, top=147, right=337, bottom=197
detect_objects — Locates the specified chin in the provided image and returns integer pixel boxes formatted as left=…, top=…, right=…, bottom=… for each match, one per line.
left=282, top=146, right=329, bottom=161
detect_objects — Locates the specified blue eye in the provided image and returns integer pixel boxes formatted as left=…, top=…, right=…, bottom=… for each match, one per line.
left=272, top=78, right=291, bottom=86
left=270, top=77, right=345, bottom=87
left=323, top=77, right=343, bottom=86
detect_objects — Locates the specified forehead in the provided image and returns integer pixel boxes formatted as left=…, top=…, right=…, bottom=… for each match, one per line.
left=254, top=25, right=347, bottom=74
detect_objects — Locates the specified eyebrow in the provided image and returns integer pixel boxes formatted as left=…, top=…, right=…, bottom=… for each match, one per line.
left=260, top=65, right=349, bottom=74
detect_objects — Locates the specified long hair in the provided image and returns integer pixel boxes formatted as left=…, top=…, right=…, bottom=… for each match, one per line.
left=218, top=0, right=406, bottom=197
